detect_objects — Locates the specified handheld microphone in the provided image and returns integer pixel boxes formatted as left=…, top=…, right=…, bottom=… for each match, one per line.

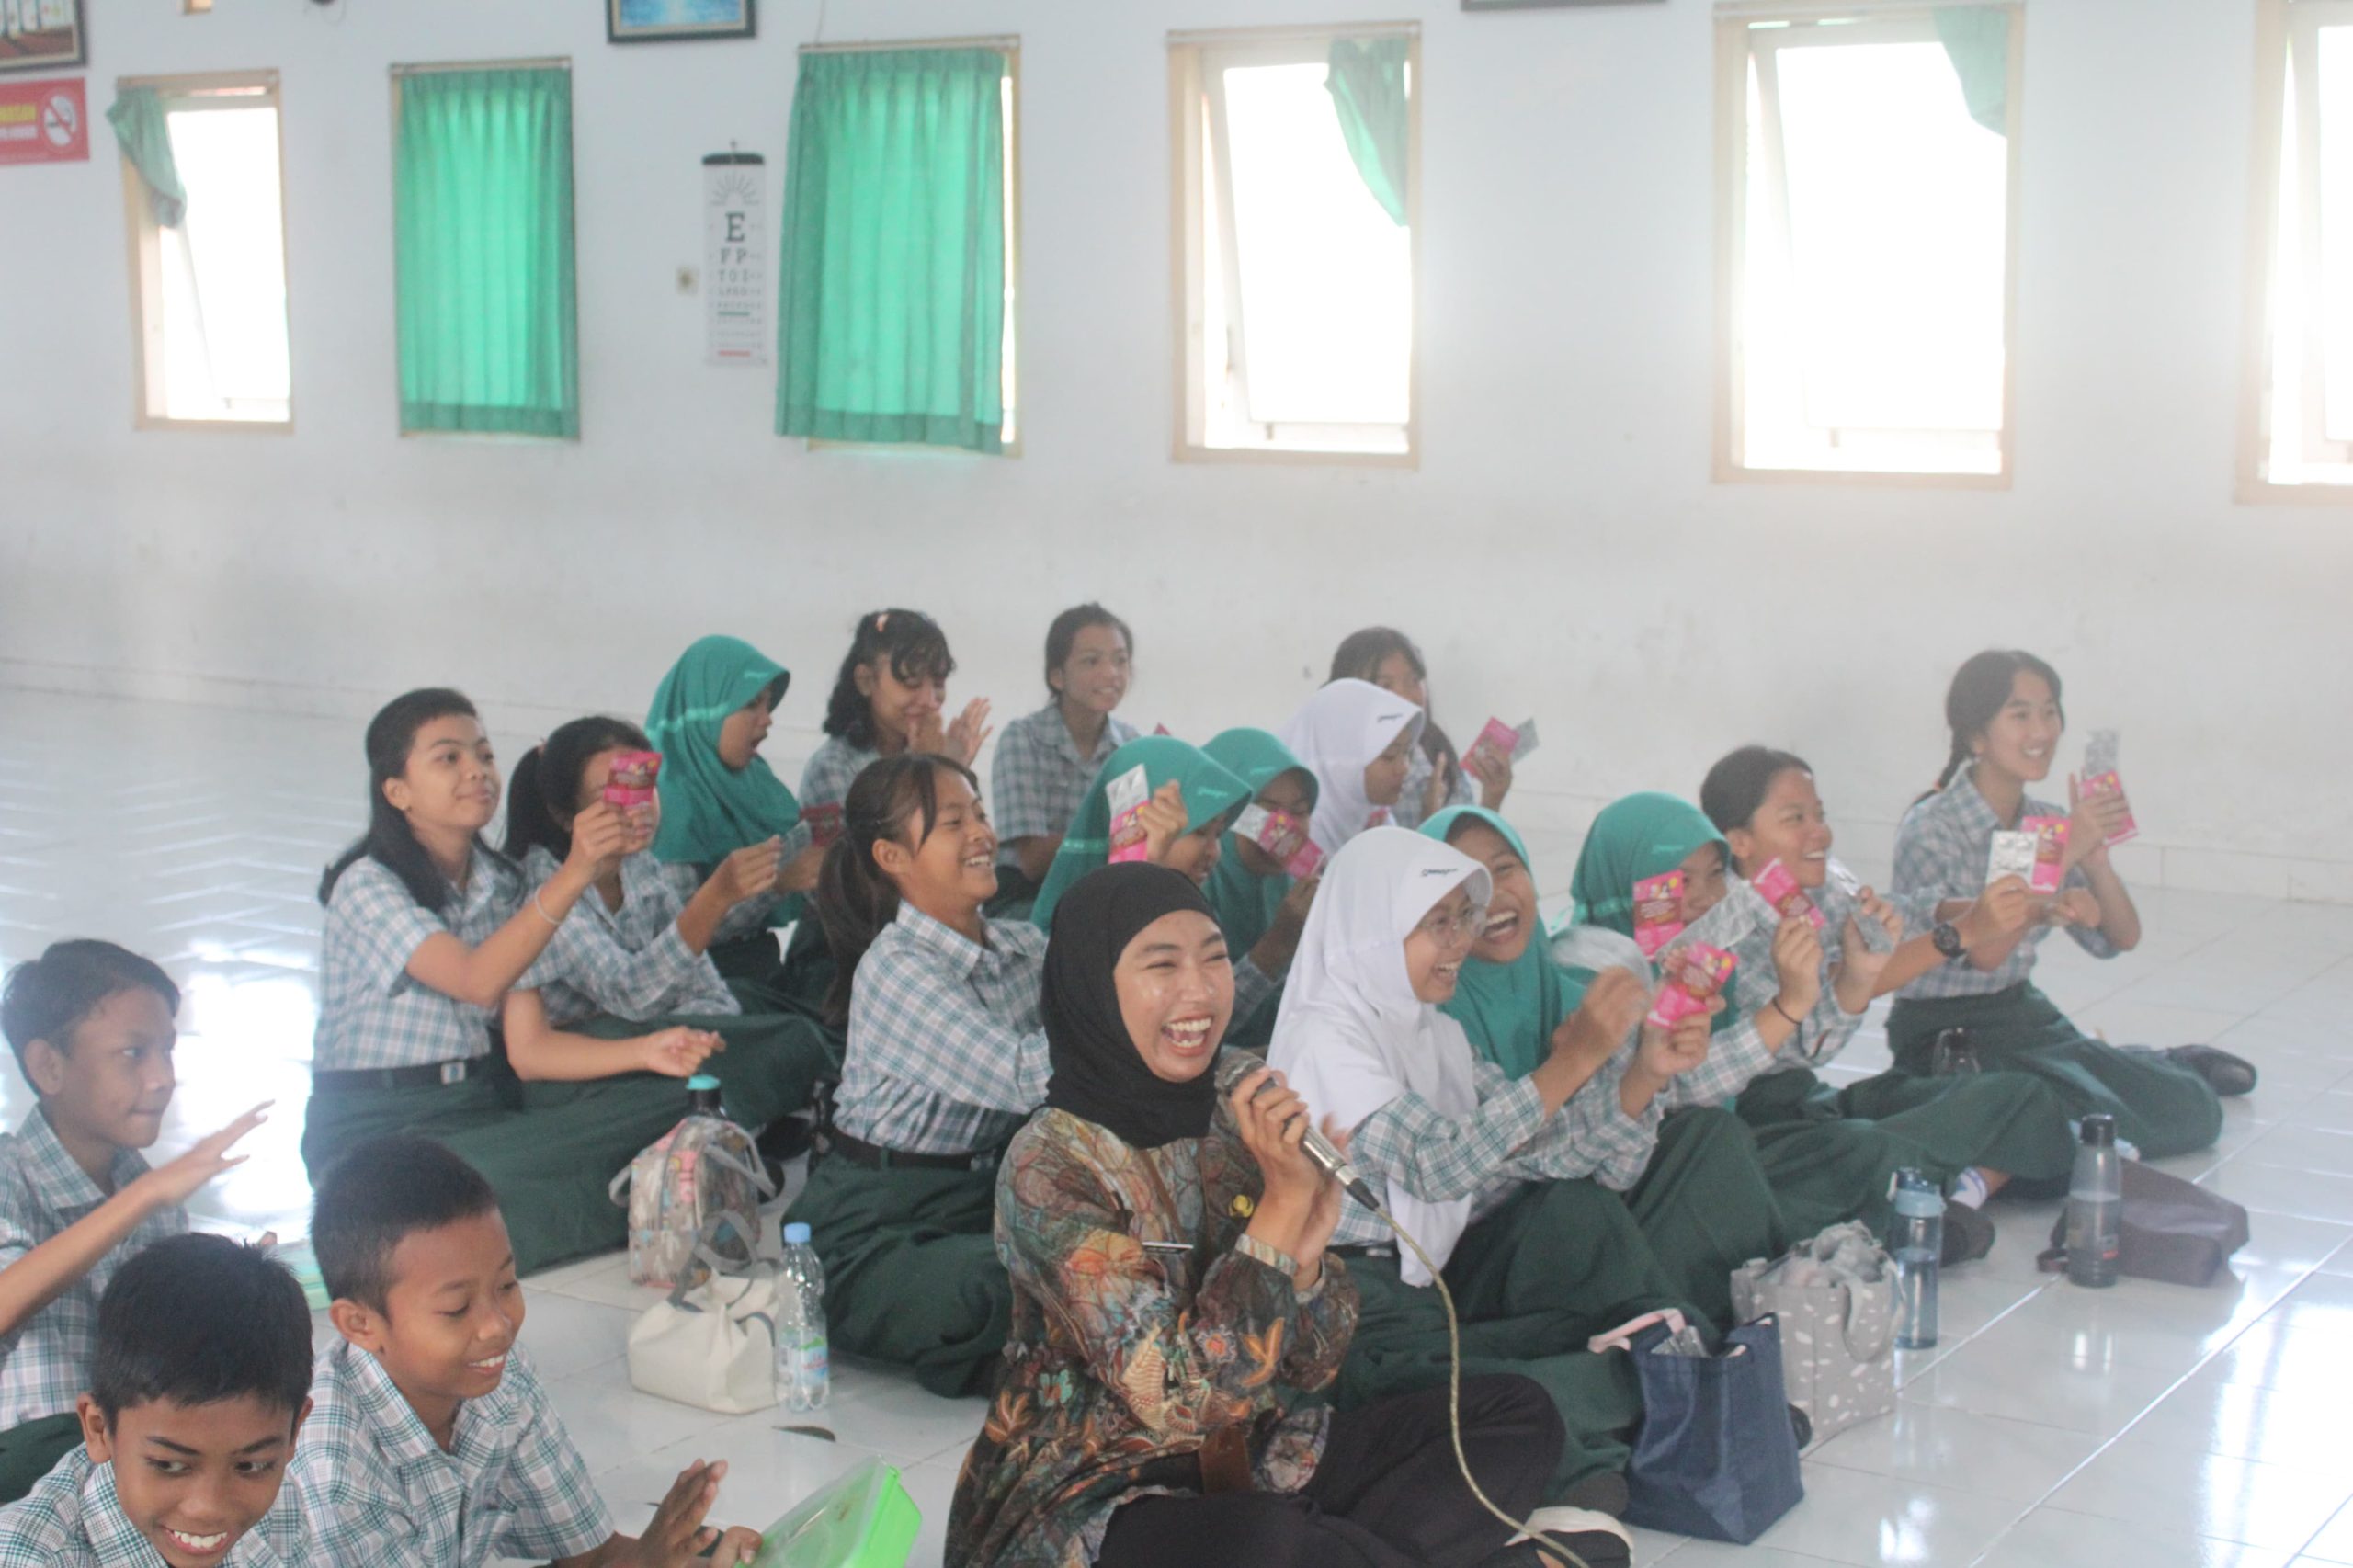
left=1214, top=1053, right=1383, bottom=1212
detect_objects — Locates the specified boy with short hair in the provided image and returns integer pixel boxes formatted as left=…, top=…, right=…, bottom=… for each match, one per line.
left=295, top=1135, right=762, bottom=1567
left=0, top=1231, right=313, bottom=1566
left=0, top=942, right=268, bottom=1502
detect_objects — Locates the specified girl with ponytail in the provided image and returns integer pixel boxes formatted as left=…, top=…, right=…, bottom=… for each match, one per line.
left=784, top=754, right=1040, bottom=1398
left=1885, top=651, right=2250, bottom=1165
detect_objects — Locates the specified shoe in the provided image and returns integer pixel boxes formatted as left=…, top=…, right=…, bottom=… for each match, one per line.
left=1942, top=1200, right=1995, bottom=1266
left=1492, top=1508, right=1632, bottom=1568
left=2167, top=1044, right=2258, bottom=1097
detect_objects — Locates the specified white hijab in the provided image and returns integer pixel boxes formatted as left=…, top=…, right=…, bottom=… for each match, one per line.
left=1269, top=827, right=1491, bottom=1285
left=1279, top=678, right=1426, bottom=856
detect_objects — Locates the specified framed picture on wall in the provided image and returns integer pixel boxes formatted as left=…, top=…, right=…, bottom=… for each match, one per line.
left=0, top=0, right=85, bottom=75
left=608, top=0, right=755, bottom=44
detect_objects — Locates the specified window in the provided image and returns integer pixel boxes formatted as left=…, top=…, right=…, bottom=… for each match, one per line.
left=114, top=72, right=291, bottom=429
left=1716, top=5, right=2019, bottom=482
left=392, top=61, right=578, bottom=438
left=1172, top=27, right=1417, bottom=462
left=2245, top=0, right=2353, bottom=492
left=776, top=42, right=1019, bottom=456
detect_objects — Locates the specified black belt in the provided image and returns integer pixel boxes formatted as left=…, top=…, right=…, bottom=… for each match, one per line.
left=1328, top=1242, right=1397, bottom=1260
left=824, top=1130, right=994, bottom=1173
left=312, top=1058, right=488, bottom=1093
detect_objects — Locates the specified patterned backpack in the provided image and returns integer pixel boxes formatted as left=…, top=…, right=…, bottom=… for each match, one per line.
left=609, top=1076, right=774, bottom=1289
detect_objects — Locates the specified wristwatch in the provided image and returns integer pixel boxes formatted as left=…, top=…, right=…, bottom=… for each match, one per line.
left=1931, top=920, right=1966, bottom=961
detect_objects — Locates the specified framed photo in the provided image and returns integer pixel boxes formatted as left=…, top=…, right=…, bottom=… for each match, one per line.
left=0, top=0, right=85, bottom=76
left=608, top=0, right=755, bottom=44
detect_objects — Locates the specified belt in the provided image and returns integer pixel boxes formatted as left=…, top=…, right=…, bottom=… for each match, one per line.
left=312, top=1058, right=488, bottom=1093
left=824, top=1130, right=994, bottom=1173
left=1328, top=1242, right=1397, bottom=1260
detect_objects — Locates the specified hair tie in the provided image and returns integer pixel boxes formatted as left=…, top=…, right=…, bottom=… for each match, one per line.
left=874, top=612, right=890, bottom=632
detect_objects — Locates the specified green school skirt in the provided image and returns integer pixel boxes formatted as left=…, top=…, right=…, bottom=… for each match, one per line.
left=1335, top=1179, right=1689, bottom=1500
left=0, top=1413, right=83, bottom=1506
left=1886, top=984, right=2223, bottom=1160
left=784, top=1153, right=1012, bottom=1400
left=570, top=1003, right=839, bottom=1133
left=1736, top=1063, right=2077, bottom=1206
left=1623, top=1108, right=1789, bottom=1329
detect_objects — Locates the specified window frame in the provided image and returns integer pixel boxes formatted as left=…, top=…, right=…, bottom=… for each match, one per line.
left=1168, top=23, right=1422, bottom=469
left=799, top=36, right=1024, bottom=459
left=2239, top=0, right=2353, bottom=500
left=117, top=68, right=295, bottom=435
left=1712, top=2, right=2024, bottom=489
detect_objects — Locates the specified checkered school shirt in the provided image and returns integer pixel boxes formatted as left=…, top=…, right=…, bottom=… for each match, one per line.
left=798, top=736, right=881, bottom=812
left=0, top=1446, right=308, bottom=1568
left=833, top=905, right=1051, bottom=1157
left=989, top=704, right=1140, bottom=860
left=0, top=1109, right=185, bottom=1427
left=1892, top=771, right=2118, bottom=1002
left=1703, top=878, right=1877, bottom=1075
left=1335, top=1033, right=1663, bottom=1251
left=519, top=847, right=737, bottom=1027
left=293, top=1340, right=609, bottom=1568
left=314, top=847, right=546, bottom=1072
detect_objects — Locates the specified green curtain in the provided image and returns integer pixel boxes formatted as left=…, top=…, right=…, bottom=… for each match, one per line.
left=394, top=67, right=580, bottom=438
left=775, top=48, right=1008, bottom=455
left=107, top=87, right=187, bottom=228
left=1326, top=38, right=1409, bottom=226
left=1935, top=8, right=2011, bottom=136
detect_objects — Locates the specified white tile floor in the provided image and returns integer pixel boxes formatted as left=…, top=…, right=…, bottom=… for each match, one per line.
left=4, top=687, right=2353, bottom=1566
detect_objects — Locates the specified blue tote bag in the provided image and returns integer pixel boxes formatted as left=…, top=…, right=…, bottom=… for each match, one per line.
left=1620, top=1312, right=1804, bottom=1543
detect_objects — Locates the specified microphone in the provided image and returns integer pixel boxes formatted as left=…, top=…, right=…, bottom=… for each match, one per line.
left=1214, top=1053, right=1383, bottom=1212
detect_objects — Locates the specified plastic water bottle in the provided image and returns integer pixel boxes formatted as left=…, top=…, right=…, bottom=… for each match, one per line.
left=778, top=1221, right=830, bottom=1411
left=2064, top=1115, right=2123, bottom=1289
left=686, top=1074, right=725, bottom=1119
left=1890, top=1169, right=1942, bottom=1350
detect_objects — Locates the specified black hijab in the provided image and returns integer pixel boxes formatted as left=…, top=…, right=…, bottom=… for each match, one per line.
left=1041, top=863, right=1227, bottom=1150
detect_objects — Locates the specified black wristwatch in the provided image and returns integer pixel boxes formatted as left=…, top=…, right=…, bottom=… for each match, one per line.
left=1931, top=920, right=1966, bottom=961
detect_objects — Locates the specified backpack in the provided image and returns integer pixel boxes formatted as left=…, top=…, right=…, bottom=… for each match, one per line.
left=2037, top=1160, right=2251, bottom=1287
left=609, top=1109, right=775, bottom=1290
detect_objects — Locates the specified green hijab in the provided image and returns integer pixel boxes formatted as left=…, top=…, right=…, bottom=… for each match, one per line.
left=1566, top=791, right=1730, bottom=938
left=644, top=635, right=799, bottom=865
left=1030, top=737, right=1251, bottom=931
left=1424, top=805, right=1592, bottom=1080
left=1199, top=728, right=1318, bottom=958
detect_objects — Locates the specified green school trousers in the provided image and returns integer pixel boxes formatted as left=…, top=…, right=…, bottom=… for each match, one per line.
left=1736, top=1062, right=2078, bottom=1210
left=0, top=1413, right=82, bottom=1506
left=784, top=1153, right=1012, bottom=1400
left=1623, top=1107, right=1790, bottom=1329
left=1335, top=1178, right=1690, bottom=1501
left=569, top=1001, right=840, bottom=1132
left=1886, top=983, right=2223, bottom=1160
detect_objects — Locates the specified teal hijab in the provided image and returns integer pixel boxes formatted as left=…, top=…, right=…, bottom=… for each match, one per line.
left=644, top=635, right=799, bottom=865
left=1566, top=791, right=1730, bottom=938
left=1424, top=805, right=1591, bottom=1080
left=1199, top=728, right=1318, bottom=958
left=1030, top=737, right=1252, bottom=930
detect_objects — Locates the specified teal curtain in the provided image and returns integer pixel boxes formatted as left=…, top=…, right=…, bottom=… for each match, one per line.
left=107, top=88, right=187, bottom=228
left=1326, top=38, right=1409, bottom=226
left=394, top=67, right=580, bottom=438
left=1935, top=8, right=2011, bottom=136
left=775, top=48, right=1008, bottom=455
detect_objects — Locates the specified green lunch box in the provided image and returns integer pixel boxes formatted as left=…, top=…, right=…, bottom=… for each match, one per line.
left=750, top=1456, right=920, bottom=1568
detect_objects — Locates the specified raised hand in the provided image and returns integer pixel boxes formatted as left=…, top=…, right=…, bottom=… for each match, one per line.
left=714, top=837, right=783, bottom=905
left=943, top=698, right=995, bottom=767
left=138, top=1104, right=271, bottom=1208
left=1136, top=780, right=1189, bottom=865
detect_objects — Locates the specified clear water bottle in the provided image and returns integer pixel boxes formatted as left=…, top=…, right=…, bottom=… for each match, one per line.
left=2064, top=1115, right=2123, bottom=1289
left=686, top=1073, right=725, bottom=1119
left=777, top=1221, right=830, bottom=1411
left=1889, top=1169, right=1942, bottom=1350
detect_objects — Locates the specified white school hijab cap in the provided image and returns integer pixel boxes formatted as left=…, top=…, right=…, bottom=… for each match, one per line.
left=1268, top=827, right=1491, bottom=1286
left=1279, top=678, right=1426, bottom=856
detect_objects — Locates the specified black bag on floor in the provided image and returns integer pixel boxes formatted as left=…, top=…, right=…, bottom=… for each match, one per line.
left=2038, top=1161, right=2251, bottom=1287
left=1618, top=1311, right=1804, bottom=1543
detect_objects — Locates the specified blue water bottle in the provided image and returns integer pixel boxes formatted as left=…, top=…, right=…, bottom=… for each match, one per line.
left=1890, top=1169, right=1943, bottom=1350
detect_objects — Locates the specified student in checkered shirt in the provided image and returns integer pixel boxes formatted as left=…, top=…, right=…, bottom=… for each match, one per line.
left=0, top=943, right=267, bottom=1505
left=0, top=1233, right=315, bottom=1568
left=1884, top=651, right=2246, bottom=1161
left=298, top=1136, right=763, bottom=1568
left=798, top=610, right=993, bottom=814
left=988, top=604, right=1141, bottom=913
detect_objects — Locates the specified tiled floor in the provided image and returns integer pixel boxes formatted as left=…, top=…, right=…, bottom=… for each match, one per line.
left=3, top=687, right=2353, bottom=1566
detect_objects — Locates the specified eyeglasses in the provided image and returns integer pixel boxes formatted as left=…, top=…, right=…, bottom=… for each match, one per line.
left=1414, top=902, right=1490, bottom=947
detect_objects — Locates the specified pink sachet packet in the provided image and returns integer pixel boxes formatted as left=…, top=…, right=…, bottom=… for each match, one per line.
left=2081, top=729, right=2138, bottom=845
left=2023, top=815, right=2070, bottom=893
left=1364, top=807, right=1393, bottom=831
left=1632, top=870, right=1686, bottom=958
left=1107, top=765, right=1153, bottom=864
left=1751, top=858, right=1825, bottom=931
left=1233, top=802, right=1323, bottom=879
left=801, top=801, right=845, bottom=849
left=1464, top=717, right=1540, bottom=781
left=1153, top=723, right=1172, bottom=737
left=1647, top=943, right=1737, bottom=1028
left=603, top=750, right=661, bottom=810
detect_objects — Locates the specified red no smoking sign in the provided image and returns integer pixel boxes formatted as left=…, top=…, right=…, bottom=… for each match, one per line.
left=0, top=77, right=88, bottom=166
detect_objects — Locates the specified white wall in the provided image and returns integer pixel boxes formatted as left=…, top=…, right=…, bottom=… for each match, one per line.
left=2, top=0, right=2346, bottom=897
